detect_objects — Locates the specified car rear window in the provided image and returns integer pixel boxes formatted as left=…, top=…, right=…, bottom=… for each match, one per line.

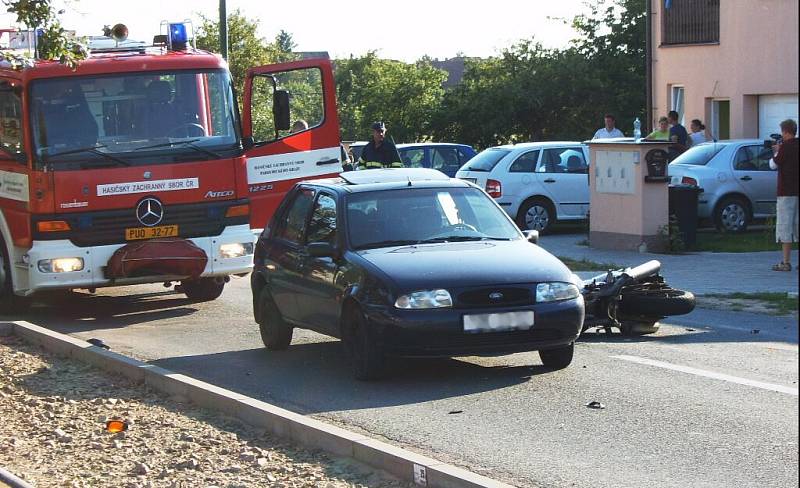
left=670, top=143, right=725, bottom=166
left=461, top=148, right=511, bottom=172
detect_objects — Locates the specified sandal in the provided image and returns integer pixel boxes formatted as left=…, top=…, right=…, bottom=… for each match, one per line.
left=771, top=262, right=792, bottom=271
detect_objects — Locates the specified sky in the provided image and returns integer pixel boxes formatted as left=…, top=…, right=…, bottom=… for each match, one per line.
left=0, top=0, right=590, bottom=61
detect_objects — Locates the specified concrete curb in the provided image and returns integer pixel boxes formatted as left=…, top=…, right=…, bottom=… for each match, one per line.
left=2, top=321, right=514, bottom=488
left=0, top=466, right=35, bottom=488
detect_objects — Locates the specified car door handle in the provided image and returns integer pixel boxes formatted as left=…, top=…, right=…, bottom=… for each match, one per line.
left=316, top=158, right=339, bottom=166
left=740, top=176, right=752, bottom=181
left=543, top=178, right=556, bottom=183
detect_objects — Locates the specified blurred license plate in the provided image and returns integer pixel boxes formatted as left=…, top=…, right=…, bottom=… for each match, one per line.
left=463, top=311, right=534, bottom=333
left=125, top=225, right=179, bottom=241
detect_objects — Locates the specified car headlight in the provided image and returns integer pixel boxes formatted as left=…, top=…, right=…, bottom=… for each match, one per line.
left=38, top=257, right=84, bottom=273
left=220, top=242, right=254, bottom=259
left=394, top=289, right=453, bottom=309
left=536, top=282, right=580, bottom=303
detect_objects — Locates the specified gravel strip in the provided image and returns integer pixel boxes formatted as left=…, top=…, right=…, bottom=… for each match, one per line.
left=0, top=336, right=410, bottom=488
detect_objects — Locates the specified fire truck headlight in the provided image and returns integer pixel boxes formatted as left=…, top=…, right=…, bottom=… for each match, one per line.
left=38, top=258, right=84, bottom=273
left=220, top=242, right=254, bottom=259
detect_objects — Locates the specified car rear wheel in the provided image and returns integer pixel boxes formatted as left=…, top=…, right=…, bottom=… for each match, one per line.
left=714, top=196, right=750, bottom=233
left=342, top=306, right=385, bottom=381
left=257, top=288, right=293, bottom=350
left=180, top=278, right=225, bottom=302
left=517, top=198, right=555, bottom=234
left=539, top=343, right=574, bottom=369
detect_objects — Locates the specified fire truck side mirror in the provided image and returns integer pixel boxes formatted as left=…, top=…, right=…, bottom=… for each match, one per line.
left=273, top=90, right=291, bottom=132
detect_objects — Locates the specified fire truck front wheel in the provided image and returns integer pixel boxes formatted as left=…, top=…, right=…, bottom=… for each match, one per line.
left=180, top=277, right=226, bottom=302
left=0, top=236, right=26, bottom=313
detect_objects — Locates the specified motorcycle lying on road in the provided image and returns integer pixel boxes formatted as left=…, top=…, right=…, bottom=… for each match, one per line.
left=578, top=260, right=696, bottom=336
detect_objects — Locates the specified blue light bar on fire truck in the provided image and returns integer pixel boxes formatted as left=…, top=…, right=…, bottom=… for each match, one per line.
left=160, top=20, right=194, bottom=51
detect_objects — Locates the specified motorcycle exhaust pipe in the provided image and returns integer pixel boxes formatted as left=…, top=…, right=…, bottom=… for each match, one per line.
left=623, top=260, right=661, bottom=281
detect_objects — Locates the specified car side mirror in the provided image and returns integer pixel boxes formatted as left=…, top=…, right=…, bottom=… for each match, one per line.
left=273, top=90, right=291, bottom=132
left=523, top=230, right=539, bottom=244
left=307, top=242, right=336, bottom=258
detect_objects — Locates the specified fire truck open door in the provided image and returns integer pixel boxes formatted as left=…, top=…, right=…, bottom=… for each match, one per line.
left=242, top=59, right=342, bottom=229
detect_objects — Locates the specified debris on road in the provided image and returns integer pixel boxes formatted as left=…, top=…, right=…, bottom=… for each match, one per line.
left=0, top=336, right=410, bottom=488
left=585, top=401, right=606, bottom=410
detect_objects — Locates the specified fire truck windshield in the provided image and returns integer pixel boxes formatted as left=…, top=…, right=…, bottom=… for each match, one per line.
left=30, top=69, right=241, bottom=169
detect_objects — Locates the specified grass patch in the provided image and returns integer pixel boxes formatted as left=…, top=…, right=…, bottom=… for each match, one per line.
left=702, top=292, right=799, bottom=315
left=693, top=228, right=799, bottom=253
left=557, top=256, right=623, bottom=271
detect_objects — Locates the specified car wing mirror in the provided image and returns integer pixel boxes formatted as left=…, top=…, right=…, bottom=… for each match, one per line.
left=523, top=230, right=539, bottom=244
left=307, top=242, right=336, bottom=258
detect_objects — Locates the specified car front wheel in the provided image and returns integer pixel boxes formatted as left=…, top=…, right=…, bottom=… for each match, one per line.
left=539, top=343, right=574, bottom=369
left=342, top=306, right=385, bottom=380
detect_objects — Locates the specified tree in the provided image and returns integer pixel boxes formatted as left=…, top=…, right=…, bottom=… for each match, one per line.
left=2, top=0, right=86, bottom=68
left=334, top=53, right=447, bottom=142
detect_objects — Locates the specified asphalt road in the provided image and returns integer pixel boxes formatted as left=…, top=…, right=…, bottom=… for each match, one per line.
left=12, top=277, right=799, bottom=488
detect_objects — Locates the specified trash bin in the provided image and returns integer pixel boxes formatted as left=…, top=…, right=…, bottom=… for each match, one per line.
left=668, top=184, right=702, bottom=249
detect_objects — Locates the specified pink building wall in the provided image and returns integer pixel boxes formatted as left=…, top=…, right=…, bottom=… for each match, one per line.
left=652, top=0, right=799, bottom=138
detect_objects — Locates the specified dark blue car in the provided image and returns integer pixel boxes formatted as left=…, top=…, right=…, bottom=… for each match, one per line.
left=396, top=143, right=476, bottom=177
left=251, top=169, right=584, bottom=380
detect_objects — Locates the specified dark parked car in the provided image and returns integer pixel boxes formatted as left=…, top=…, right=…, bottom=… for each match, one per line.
left=251, top=169, right=584, bottom=379
left=397, top=143, right=477, bottom=177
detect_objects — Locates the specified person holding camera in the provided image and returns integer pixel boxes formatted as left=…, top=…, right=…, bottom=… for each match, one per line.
left=769, top=119, right=798, bottom=271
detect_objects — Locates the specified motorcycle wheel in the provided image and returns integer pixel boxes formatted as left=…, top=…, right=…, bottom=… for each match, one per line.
left=618, top=285, right=695, bottom=317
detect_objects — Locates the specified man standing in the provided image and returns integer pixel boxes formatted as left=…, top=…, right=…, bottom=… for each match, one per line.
left=769, top=119, right=799, bottom=271
left=592, top=114, right=624, bottom=139
left=360, top=121, right=402, bottom=169
left=667, top=110, right=688, bottom=157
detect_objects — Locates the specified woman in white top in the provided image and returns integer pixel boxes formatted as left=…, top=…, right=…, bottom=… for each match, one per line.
left=688, top=119, right=708, bottom=147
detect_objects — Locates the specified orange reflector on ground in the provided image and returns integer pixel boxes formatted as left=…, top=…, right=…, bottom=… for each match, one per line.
left=37, top=220, right=71, bottom=232
left=105, top=420, right=128, bottom=433
left=225, top=204, right=249, bottom=218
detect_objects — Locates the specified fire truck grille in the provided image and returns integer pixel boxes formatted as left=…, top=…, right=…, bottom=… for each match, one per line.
left=33, top=200, right=249, bottom=247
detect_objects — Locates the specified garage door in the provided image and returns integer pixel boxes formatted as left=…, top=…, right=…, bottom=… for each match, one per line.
left=759, top=94, right=799, bottom=139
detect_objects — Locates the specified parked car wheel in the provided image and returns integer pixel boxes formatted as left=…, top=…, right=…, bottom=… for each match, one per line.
left=257, top=288, right=293, bottom=350
left=714, top=196, right=751, bottom=233
left=517, top=198, right=555, bottom=234
left=342, top=305, right=385, bottom=380
left=539, top=343, right=574, bottom=369
left=181, top=278, right=225, bottom=301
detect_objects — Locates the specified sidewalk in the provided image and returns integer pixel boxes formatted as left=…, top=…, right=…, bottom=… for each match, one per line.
left=542, top=233, right=799, bottom=295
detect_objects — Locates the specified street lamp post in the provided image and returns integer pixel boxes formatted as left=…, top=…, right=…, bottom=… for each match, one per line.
left=219, top=0, right=228, bottom=60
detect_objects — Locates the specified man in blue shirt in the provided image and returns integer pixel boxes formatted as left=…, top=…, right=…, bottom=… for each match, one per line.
left=668, top=110, right=688, bottom=159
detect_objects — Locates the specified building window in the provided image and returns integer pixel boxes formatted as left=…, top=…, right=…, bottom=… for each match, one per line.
left=662, top=0, right=720, bottom=45
left=671, top=86, right=685, bottom=124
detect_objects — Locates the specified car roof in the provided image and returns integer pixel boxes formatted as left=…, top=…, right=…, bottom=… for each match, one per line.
left=396, top=142, right=472, bottom=149
left=488, top=141, right=585, bottom=151
left=303, top=168, right=472, bottom=194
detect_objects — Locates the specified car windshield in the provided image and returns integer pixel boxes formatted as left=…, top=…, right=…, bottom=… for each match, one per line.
left=460, top=148, right=511, bottom=172
left=30, top=69, right=241, bottom=169
left=670, top=142, right=726, bottom=166
left=346, top=187, right=521, bottom=250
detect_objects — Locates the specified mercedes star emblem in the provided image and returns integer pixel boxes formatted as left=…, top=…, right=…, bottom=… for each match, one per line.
left=136, top=197, right=164, bottom=227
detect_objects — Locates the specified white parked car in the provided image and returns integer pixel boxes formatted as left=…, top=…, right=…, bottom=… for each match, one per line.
left=668, top=139, right=776, bottom=232
left=455, top=142, right=590, bottom=233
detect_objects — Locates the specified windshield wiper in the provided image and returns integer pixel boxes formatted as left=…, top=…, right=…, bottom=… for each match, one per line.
left=355, top=239, right=422, bottom=250
left=44, top=144, right=130, bottom=167
left=417, top=236, right=515, bottom=244
left=134, top=139, right=221, bottom=158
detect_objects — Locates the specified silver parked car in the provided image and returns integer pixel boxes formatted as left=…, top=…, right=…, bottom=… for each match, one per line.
left=668, top=140, right=776, bottom=232
left=455, top=142, right=590, bottom=233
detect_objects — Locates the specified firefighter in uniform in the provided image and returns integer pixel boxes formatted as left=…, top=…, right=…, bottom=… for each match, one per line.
left=360, top=121, right=403, bottom=169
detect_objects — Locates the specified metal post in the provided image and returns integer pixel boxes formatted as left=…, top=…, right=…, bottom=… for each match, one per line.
left=645, top=0, right=653, bottom=133
left=219, top=0, right=228, bottom=60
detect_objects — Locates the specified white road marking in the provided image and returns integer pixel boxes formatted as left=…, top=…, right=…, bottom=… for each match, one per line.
left=612, top=355, right=799, bottom=396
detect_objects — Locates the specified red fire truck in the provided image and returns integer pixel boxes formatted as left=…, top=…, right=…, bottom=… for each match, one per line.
left=0, top=24, right=342, bottom=311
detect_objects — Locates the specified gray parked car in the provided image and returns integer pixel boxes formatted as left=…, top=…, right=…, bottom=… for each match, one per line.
left=668, top=140, right=777, bottom=232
